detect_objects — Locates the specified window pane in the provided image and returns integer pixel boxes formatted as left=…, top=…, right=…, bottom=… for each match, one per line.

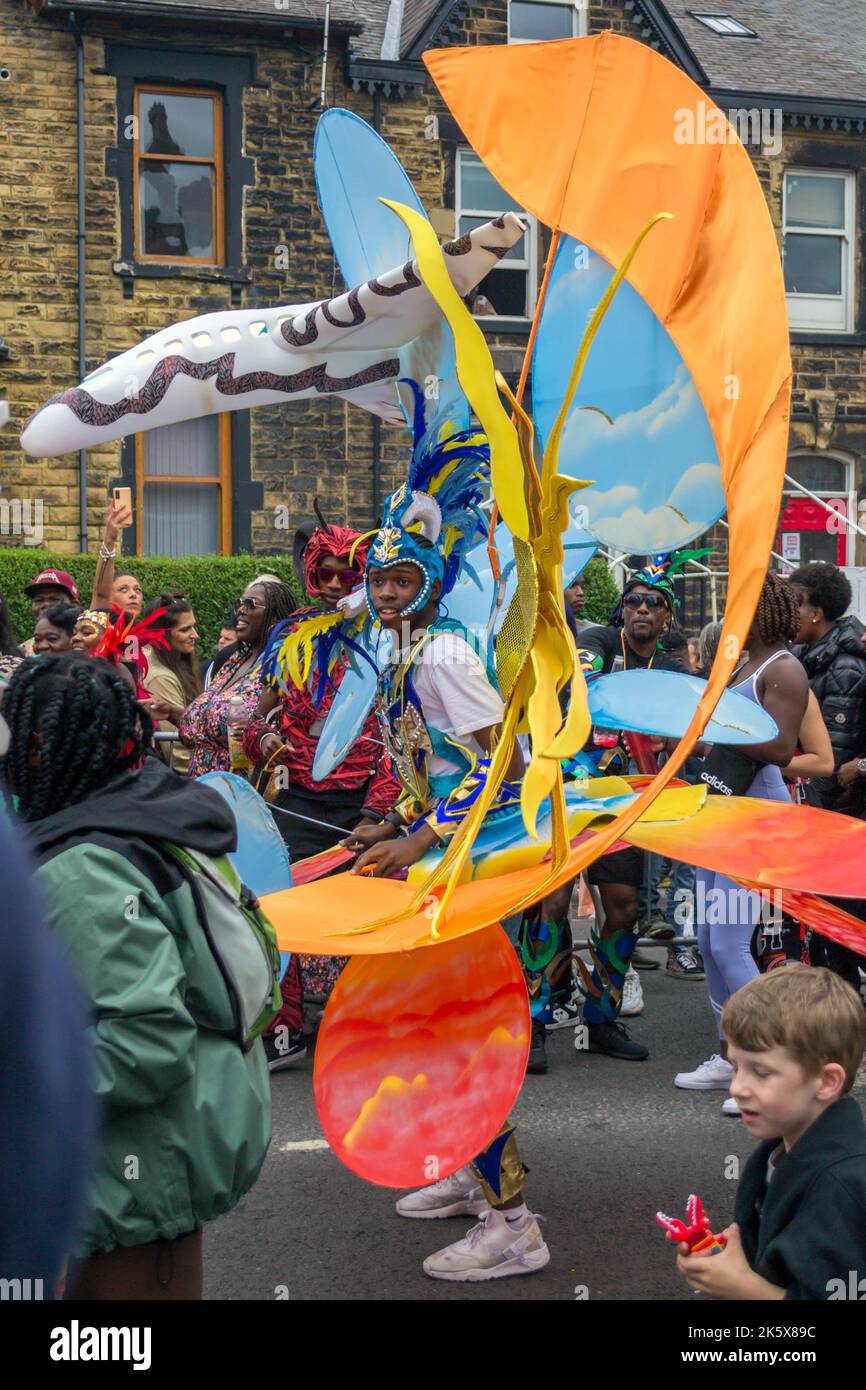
left=143, top=483, right=218, bottom=556
left=510, top=1, right=574, bottom=41
left=142, top=416, right=220, bottom=477
left=784, top=233, right=842, bottom=295
left=459, top=214, right=527, bottom=262
left=791, top=530, right=840, bottom=567
left=785, top=173, right=845, bottom=230
left=139, top=92, right=215, bottom=158
left=787, top=456, right=846, bottom=492
left=139, top=162, right=214, bottom=258
left=468, top=268, right=527, bottom=318
left=458, top=155, right=522, bottom=213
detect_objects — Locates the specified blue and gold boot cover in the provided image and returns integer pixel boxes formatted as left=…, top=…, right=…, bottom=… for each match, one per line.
left=471, top=1120, right=527, bottom=1207
left=577, top=925, right=638, bottom=1024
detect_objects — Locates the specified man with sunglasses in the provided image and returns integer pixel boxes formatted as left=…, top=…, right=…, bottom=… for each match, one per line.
left=573, top=560, right=690, bottom=1060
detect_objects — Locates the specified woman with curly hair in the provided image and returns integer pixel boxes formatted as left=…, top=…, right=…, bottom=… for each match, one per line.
left=172, top=579, right=296, bottom=778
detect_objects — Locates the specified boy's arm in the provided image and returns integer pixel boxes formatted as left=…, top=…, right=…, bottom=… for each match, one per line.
left=350, top=721, right=523, bottom=877
left=765, top=1169, right=866, bottom=1301
left=678, top=1166, right=866, bottom=1301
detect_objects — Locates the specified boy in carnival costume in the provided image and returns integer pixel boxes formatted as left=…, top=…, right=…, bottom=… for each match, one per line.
left=341, top=425, right=551, bottom=1283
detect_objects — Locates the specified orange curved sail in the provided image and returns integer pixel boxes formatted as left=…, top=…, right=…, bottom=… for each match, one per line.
left=424, top=32, right=792, bottom=872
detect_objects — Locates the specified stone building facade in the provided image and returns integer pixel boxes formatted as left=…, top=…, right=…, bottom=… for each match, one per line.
left=0, top=0, right=864, bottom=610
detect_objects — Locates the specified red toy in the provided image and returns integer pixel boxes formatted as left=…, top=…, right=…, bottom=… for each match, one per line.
left=655, top=1194, right=727, bottom=1256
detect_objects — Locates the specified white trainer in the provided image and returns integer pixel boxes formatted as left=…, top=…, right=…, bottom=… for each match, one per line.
left=423, top=1208, right=550, bottom=1282
left=619, top=967, right=644, bottom=1017
left=674, top=1054, right=734, bottom=1090
left=395, top=1166, right=489, bottom=1220
left=721, top=1095, right=742, bottom=1116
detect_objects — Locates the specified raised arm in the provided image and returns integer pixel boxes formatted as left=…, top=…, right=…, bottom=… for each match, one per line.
left=91, top=496, right=132, bottom=609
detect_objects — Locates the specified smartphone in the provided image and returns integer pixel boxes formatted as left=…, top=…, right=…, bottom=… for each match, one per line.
left=113, top=486, right=133, bottom=522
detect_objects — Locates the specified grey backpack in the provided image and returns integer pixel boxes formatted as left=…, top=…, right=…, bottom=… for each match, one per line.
left=164, top=843, right=282, bottom=1051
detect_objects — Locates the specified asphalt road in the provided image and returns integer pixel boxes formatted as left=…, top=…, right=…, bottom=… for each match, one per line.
left=204, top=940, right=866, bottom=1302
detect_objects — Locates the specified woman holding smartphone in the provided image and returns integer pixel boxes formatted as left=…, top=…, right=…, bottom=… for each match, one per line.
left=90, top=492, right=144, bottom=616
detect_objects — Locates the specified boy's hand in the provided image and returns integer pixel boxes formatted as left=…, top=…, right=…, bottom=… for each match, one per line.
left=350, top=825, right=436, bottom=877
left=675, top=1224, right=786, bottom=1300
left=341, top=820, right=397, bottom=852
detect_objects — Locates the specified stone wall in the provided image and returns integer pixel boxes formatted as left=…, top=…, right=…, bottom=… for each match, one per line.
left=0, top=0, right=864, bottom=586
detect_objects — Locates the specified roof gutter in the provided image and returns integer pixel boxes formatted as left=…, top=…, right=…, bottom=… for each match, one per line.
left=33, top=0, right=361, bottom=38
left=346, top=56, right=426, bottom=94
left=706, top=87, right=866, bottom=123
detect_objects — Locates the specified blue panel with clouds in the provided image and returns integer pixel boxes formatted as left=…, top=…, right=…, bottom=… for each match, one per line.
left=532, top=236, right=725, bottom=554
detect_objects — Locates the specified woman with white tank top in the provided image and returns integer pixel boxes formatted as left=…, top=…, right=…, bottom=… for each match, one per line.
left=674, top=575, right=809, bottom=1111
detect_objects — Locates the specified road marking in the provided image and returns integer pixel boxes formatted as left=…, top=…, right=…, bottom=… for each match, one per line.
left=278, top=1139, right=331, bottom=1152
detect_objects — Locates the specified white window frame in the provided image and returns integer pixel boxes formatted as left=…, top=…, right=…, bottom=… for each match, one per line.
left=507, top=0, right=588, bottom=44
left=784, top=449, right=855, bottom=568
left=455, top=149, right=538, bottom=322
left=783, top=167, right=855, bottom=334
left=688, top=13, right=757, bottom=38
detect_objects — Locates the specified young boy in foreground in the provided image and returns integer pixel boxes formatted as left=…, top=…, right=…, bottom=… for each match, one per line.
left=673, top=966, right=866, bottom=1300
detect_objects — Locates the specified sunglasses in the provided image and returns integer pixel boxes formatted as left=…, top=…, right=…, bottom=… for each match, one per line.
left=623, top=591, right=668, bottom=611
left=314, top=566, right=359, bottom=588
left=236, top=595, right=267, bottom=612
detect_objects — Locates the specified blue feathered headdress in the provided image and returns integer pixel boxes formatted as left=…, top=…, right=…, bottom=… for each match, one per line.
left=365, top=382, right=491, bottom=618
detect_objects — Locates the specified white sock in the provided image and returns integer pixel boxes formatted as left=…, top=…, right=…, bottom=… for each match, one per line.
left=503, top=1202, right=529, bottom=1227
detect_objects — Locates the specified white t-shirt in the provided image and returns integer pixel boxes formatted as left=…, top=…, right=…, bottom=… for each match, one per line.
left=408, top=631, right=504, bottom=780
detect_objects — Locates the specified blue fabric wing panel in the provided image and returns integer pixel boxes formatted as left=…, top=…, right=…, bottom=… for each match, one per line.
left=587, top=670, right=778, bottom=744
left=532, top=236, right=725, bottom=554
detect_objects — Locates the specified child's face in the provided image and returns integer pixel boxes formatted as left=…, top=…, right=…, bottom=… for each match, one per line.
left=367, top=563, right=425, bottom=630
left=728, top=1041, right=840, bottom=1149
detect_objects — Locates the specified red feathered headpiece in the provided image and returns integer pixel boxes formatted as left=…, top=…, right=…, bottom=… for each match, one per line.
left=94, top=606, right=171, bottom=697
left=303, top=526, right=370, bottom=596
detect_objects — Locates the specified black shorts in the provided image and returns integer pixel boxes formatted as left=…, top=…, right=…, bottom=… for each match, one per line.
left=585, top=845, right=644, bottom=888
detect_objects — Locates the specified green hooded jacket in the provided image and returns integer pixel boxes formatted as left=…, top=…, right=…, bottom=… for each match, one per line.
left=26, top=758, right=272, bottom=1258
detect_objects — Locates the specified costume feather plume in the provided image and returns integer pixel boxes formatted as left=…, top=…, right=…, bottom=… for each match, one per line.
left=268, top=609, right=346, bottom=693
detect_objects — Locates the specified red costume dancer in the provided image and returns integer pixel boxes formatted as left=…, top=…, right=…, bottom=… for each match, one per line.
left=244, top=511, right=398, bottom=1007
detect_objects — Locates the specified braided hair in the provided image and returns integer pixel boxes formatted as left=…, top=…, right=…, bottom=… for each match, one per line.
left=755, top=571, right=800, bottom=644
left=4, top=652, right=153, bottom=821
left=246, top=581, right=298, bottom=653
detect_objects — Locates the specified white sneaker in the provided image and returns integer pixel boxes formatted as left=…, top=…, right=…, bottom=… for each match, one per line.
left=721, top=1096, right=741, bottom=1116
left=422, top=1208, right=550, bottom=1282
left=619, top=967, right=644, bottom=1017
left=674, top=1054, right=734, bottom=1090
left=395, top=1166, right=489, bottom=1220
